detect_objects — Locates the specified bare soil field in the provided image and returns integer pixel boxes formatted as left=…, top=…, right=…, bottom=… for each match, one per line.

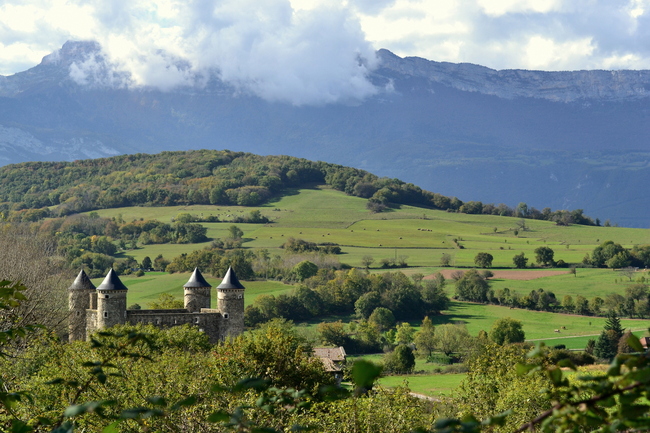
left=427, top=269, right=569, bottom=280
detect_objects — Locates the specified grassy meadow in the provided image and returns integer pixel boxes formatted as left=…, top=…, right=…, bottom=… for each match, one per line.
left=89, top=185, right=650, bottom=348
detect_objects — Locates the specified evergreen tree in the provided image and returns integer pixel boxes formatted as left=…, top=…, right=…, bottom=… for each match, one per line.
left=594, top=312, right=625, bottom=360
left=604, top=311, right=624, bottom=340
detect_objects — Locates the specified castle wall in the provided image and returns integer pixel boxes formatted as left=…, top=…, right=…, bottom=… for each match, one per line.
left=126, top=310, right=223, bottom=343
left=85, top=309, right=98, bottom=336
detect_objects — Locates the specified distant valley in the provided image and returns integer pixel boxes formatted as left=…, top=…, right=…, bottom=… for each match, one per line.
left=1, top=41, right=650, bottom=227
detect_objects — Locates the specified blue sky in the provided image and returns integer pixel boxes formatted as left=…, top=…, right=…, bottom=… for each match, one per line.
left=1, top=0, right=649, bottom=104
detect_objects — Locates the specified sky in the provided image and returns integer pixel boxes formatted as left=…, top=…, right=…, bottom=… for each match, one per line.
left=1, top=0, right=649, bottom=104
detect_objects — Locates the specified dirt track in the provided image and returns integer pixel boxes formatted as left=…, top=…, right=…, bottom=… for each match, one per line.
left=426, top=269, right=569, bottom=281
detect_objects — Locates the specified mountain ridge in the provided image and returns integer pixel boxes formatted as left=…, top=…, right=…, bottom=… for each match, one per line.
left=1, top=41, right=650, bottom=227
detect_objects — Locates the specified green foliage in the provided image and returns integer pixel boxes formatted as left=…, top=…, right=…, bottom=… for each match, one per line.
left=434, top=323, right=472, bottom=356
left=369, top=307, right=396, bottom=331
left=141, top=256, right=152, bottom=270
left=455, top=269, right=490, bottom=303
left=534, top=246, right=555, bottom=267
left=474, top=252, right=493, bottom=268
left=214, top=319, right=335, bottom=393
left=383, top=345, right=415, bottom=374
left=317, top=321, right=350, bottom=347
left=512, top=252, right=528, bottom=269
left=489, top=317, right=525, bottom=345
left=293, top=260, right=318, bottom=281
left=594, top=312, right=625, bottom=360
left=456, top=342, right=551, bottom=432
left=146, top=293, right=184, bottom=309
left=414, top=316, right=436, bottom=358
left=282, top=237, right=341, bottom=254
left=394, top=322, right=416, bottom=345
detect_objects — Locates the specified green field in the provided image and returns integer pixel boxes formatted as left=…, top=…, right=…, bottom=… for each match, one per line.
left=92, top=186, right=650, bottom=269
left=377, top=373, right=465, bottom=397
left=88, top=185, right=650, bottom=348
left=347, top=354, right=465, bottom=397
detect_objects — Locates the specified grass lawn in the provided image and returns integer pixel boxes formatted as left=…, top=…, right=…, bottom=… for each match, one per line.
left=348, top=353, right=465, bottom=397
left=433, top=301, right=649, bottom=345
left=378, top=373, right=465, bottom=397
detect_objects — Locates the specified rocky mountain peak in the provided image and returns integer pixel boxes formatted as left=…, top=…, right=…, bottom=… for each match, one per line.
left=40, top=40, right=102, bottom=68
left=376, top=49, right=650, bottom=102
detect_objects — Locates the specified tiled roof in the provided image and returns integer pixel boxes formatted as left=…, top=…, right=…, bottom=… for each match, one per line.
left=68, top=269, right=96, bottom=291
left=217, top=267, right=245, bottom=290
left=96, top=269, right=128, bottom=291
left=184, top=268, right=211, bottom=288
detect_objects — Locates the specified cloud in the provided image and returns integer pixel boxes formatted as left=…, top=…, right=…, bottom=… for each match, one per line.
left=2, top=0, right=650, bottom=103
left=358, top=0, right=650, bottom=70
left=0, top=0, right=379, bottom=105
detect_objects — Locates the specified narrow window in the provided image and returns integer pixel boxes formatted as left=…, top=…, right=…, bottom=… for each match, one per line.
left=103, top=312, right=108, bottom=318
left=105, top=295, right=110, bottom=299
left=224, top=313, right=229, bottom=319
left=194, top=318, right=200, bottom=324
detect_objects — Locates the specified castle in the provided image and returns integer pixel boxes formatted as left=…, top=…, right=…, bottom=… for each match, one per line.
left=68, top=267, right=245, bottom=343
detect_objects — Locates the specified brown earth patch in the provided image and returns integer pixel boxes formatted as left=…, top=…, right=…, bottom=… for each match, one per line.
left=426, top=269, right=569, bottom=281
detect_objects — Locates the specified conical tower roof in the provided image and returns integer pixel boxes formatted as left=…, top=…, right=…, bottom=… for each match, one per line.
left=183, top=268, right=211, bottom=288
left=217, top=267, right=245, bottom=290
left=96, top=269, right=128, bottom=291
left=68, top=269, right=96, bottom=291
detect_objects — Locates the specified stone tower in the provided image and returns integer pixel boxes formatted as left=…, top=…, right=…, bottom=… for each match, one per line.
left=217, top=267, right=245, bottom=337
left=96, top=269, right=128, bottom=329
left=183, top=268, right=212, bottom=312
left=68, top=269, right=96, bottom=342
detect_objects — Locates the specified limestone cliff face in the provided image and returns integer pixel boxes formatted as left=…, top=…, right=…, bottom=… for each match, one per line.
left=376, top=49, right=650, bottom=102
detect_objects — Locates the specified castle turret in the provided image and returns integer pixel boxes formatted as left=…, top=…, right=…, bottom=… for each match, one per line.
left=68, top=269, right=96, bottom=342
left=183, top=268, right=212, bottom=312
left=96, top=269, right=128, bottom=330
left=217, top=267, right=245, bottom=337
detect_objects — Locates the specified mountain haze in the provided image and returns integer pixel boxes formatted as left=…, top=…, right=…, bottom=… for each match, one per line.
left=1, top=41, right=650, bottom=227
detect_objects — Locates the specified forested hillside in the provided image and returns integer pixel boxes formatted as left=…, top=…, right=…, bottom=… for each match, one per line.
left=0, top=150, right=596, bottom=226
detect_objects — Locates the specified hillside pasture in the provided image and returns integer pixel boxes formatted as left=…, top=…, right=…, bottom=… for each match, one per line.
left=434, top=301, right=648, bottom=348
left=92, top=186, right=650, bottom=269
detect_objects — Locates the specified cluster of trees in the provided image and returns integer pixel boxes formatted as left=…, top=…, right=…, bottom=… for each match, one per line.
left=245, top=270, right=450, bottom=340
left=282, top=237, right=342, bottom=254
left=165, top=247, right=256, bottom=280
left=0, top=150, right=598, bottom=226
left=31, top=213, right=209, bottom=277
left=583, top=240, right=650, bottom=269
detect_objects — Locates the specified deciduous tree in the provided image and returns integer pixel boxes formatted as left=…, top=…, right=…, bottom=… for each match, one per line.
left=489, top=317, right=525, bottom=345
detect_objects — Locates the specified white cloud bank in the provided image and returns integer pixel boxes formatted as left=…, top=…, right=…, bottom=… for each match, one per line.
left=1, top=0, right=650, bottom=104
left=0, top=0, right=378, bottom=105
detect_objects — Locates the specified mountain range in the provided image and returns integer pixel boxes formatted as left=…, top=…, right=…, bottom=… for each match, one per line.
left=1, top=41, right=650, bottom=227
